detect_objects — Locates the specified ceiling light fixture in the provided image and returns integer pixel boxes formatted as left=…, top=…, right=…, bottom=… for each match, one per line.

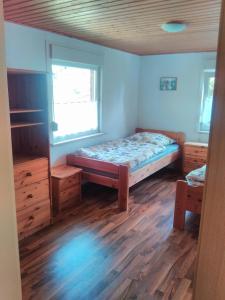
left=161, top=21, right=187, bottom=33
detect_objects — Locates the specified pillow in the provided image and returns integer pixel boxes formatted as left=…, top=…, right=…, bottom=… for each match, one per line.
left=186, top=165, right=206, bottom=186
left=127, top=132, right=175, bottom=146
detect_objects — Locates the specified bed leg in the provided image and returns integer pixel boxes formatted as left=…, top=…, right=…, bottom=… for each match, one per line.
left=174, top=158, right=183, bottom=172
left=173, top=180, right=187, bottom=230
left=118, top=165, right=129, bottom=211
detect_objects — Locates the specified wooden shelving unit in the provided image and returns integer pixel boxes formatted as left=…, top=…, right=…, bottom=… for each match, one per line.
left=11, top=121, right=45, bottom=129
left=7, top=69, right=51, bottom=240
left=10, top=108, right=44, bottom=114
left=13, top=153, right=45, bottom=165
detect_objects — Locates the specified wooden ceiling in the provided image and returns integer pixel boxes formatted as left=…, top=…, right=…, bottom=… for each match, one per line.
left=3, top=0, right=221, bottom=55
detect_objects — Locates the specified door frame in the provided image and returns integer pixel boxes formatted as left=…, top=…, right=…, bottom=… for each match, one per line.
left=0, top=3, right=22, bottom=299
left=194, top=1, right=225, bottom=299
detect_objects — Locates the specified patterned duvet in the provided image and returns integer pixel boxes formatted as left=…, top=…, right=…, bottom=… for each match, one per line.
left=75, top=135, right=176, bottom=171
left=186, top=165, right=206, bottom=186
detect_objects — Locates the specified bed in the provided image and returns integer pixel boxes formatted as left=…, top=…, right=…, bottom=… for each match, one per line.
left=67, top=128, right=185, bottom=211
left=173, top=165, right=206, bottom=230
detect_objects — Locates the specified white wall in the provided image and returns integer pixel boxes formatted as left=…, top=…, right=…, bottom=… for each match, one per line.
left=0, top=11, right=22, bottom=300
left=138, top=52, right=216, bottom=142
left=4, top=21, right=216, bottom=165
left=4, top=22, right=140, bottom=165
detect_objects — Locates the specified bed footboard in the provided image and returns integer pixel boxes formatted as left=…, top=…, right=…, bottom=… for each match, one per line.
left=118, top=165, right=129, bottom=211
left=67, top=155, right=129, bottom=211
left=173, top=180, right=204, bottom=230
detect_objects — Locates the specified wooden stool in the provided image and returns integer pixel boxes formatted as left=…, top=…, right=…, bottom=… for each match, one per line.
left=51, top=165, right=82, bottom=214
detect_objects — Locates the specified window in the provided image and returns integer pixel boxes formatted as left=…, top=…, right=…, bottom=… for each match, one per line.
left=199, top=70, right=215, bottom=132
left=51, top=61, right=100, bottom=144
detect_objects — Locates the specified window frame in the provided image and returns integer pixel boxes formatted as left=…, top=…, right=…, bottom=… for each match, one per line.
left=199, top=69, right=215, bottom=133
left=50, top=59, right=102, bottom=145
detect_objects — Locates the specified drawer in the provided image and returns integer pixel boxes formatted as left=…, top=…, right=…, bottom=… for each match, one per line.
left=58, top=184, right=80, bottom=203
left=184, top=146, right=208, bottom=158
left=14, top=157, right=48, bottom=189
left=17, top=198, right=50, bottom=240
left=58, top=174, right=81, bottom=191
left=58, top=194, right=81, bottom=211
left=184, top=157, right=207, bottom=165
left=53, top=184, right=80, bottom=212
left=183, top=162, right=205, bottom=174
left=15, top=179, right=49, bottom=212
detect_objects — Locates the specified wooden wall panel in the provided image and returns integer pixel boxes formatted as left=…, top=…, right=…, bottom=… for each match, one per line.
left=3, top=0, right=221, bottom=55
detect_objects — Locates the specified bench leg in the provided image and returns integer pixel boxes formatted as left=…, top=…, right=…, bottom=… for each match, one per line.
left=118, top=165, right=129, bottom=211
left=173, top=180, right=187, bottom=230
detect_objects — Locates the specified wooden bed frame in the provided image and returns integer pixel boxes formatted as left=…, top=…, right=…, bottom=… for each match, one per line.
left=67, top=128, right=185, bottom=211
left=173, top=180, right=204, bottom=230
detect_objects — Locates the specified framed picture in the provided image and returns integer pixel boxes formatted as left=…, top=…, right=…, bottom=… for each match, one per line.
left=160, top=77, right=177, bottom=91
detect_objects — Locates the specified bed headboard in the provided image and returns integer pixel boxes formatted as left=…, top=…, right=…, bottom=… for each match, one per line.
left=135, top=128, right=185, bottom=146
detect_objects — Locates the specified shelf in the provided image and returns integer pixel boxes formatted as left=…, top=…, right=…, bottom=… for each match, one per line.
left=13, top=154, right=47, bottom=165
left=7, top=68, right=47, bottom=75
left=10, top=108, right=44, bottom=114
left=11, top=122, right=45, bottom=129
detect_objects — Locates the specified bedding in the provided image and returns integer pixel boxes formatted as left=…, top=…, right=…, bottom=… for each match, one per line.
left=127, top=132, right=175, bottom=146
left=75, top=134, right=179, bottom=172
left=186, top=165, right=206, bottom=186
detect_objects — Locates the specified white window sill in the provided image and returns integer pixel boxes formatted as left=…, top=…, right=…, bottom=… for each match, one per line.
left=51, top=132, right=105, bottom=146
left=198, top=130, right=210, bottom=134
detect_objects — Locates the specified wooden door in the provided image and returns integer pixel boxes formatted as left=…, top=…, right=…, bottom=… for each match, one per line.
left=194, top=1, right=225, bottom=299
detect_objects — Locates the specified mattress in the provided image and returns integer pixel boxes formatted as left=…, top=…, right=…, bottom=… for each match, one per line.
left=130, top=144, right=179, bottom=172
left=75, top=136, right=180, bottom=173
left=186, top=165, right=206, bottom=186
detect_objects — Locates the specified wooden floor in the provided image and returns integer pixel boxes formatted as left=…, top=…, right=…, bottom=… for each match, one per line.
left=20, top=169, right=199, bottom=300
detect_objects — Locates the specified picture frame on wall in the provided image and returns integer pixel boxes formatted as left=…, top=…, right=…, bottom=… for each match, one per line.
left=160, top=77, right=177, bottom=91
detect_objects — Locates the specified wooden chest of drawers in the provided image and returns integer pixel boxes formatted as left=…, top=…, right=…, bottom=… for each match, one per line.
left=51, top=165, right=82, bottom=214
left=183, top=142, right=208, bottom=174
left=14, top=157, right=51, bottom=240
left=14, top=158, right=49, bottom=189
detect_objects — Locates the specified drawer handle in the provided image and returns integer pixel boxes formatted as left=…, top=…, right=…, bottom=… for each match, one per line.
left=26, top=172, right=32, bottom=177
left=27, top=194, right=33, bottom=199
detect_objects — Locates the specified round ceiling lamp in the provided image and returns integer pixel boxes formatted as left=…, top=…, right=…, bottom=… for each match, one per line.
left=161, top=21, right=187, bottom=33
